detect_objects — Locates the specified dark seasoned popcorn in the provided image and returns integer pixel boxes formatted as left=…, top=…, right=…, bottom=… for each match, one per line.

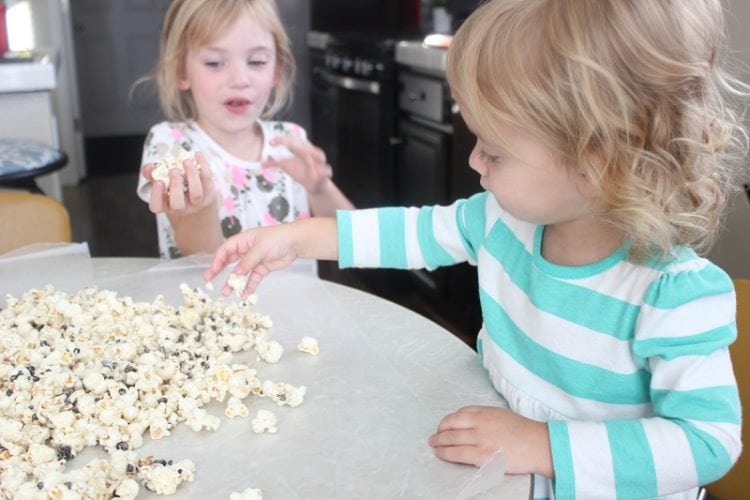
left=0, top=283, right=307, bottom=498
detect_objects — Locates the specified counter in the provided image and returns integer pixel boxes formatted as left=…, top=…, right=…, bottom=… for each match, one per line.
left=395, top=40, right=448, bottom=76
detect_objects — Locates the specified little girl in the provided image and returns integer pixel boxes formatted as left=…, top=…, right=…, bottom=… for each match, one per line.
left=205, top=0, right=747, bottom=498
left=136, top=0, right=352, bottom=259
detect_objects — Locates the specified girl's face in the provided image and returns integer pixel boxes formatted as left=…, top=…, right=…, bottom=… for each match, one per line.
left=463, top=110, right=597, bottom=227
left=179, top=10, right=278, bottom=141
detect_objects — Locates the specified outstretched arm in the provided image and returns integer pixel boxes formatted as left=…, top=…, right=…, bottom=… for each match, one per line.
left=203, top=217, right=339, bottom=296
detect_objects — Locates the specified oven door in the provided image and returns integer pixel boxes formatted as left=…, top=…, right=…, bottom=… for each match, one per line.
left=396, top=118, right=449, bottom=206
left=320, top=70, right=397, bottom=208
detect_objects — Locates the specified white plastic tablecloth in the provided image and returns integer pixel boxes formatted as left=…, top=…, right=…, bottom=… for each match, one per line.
left=0, top=245, right=531, bottom=499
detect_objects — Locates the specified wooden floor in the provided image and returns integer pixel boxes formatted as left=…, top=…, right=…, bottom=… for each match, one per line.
left=62, top=172, right=479, bottom=348
left=63, top=173, right=159, bottom=258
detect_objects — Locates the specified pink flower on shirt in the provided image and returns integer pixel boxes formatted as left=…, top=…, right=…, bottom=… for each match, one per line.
left=262, top=212, right=281, bottom=226
left=223, top=195, right=235, bottom=214
left=261, top=167, right=279, bottom=183
left=170, top=127, right=185, bottom=142
left=229, top=164, right=246, bottom=187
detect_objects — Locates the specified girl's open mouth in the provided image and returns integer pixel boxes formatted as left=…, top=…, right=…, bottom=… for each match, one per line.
left=225, top=98, right=251, bottom=114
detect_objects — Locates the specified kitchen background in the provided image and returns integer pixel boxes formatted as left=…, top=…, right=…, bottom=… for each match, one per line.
left=2, top=0, right=749, bottom=345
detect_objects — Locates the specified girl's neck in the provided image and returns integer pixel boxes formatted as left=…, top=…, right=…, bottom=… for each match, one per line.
left=197, top=120, right=264, bottom=162
left=541, top=220, right=626, bottom=267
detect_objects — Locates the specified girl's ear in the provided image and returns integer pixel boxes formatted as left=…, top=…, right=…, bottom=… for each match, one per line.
left=273, top=65, right=281, bottom=87
left=178, top=74, right=190, bottom=91
left=576, top=170, right=600, bottom=199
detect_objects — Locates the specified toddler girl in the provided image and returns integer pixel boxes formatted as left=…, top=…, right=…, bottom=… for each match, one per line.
left=205, top=0, right=747, bottom=497
left=136, top=0, right=352, bottom=258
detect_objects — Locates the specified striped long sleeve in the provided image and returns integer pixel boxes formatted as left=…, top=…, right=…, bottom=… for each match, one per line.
left=336, top=193, right=741, bottom=499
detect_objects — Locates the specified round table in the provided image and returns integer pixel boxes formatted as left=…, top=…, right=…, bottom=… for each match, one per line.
left=5, top=254, right=533, bottom=499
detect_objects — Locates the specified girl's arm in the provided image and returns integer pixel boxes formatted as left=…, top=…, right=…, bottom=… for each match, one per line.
left=204, top=217, right=338, bottom=296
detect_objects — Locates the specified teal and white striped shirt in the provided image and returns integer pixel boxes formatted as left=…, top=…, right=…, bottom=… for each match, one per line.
left=337, top=192, right=741, bottom=500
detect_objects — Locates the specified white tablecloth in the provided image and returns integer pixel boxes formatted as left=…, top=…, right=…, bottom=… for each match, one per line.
left=0, top=245, right=531, bottom=499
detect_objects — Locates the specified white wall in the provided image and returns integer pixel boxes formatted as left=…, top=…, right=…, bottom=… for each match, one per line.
left=708, top=0, right=750, bottom=279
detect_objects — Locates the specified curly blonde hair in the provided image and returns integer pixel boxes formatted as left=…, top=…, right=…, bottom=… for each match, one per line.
left=447, top=0, right=748, bottom=261
left=154, top=0, right=295, bottom=122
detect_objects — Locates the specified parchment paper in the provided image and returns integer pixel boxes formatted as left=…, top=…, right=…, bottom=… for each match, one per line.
left=1, top=250, right=524, bottom=499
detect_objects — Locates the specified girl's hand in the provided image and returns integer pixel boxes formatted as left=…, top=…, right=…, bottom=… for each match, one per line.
left=429, top=405, right=553, bottom=477
left=265, top=135, right=333, bottom=195
left=203, top=224, right=300, bottom=298
left=143, top=152, right=216, bottom=215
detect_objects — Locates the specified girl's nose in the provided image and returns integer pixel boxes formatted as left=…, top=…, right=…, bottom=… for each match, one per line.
left=468, top=145, right=485, bottom=176
left=228, top=62, right=250, bottom=88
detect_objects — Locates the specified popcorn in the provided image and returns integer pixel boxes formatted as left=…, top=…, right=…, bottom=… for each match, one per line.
left=151, top=148, right=212, bottom=191
left=231, top=487, right=264, bottom=500
left=297, top=336, right=319, bottom=356
left=251, top=409, right=278, bottom=434
left=0, top=284, right=309, bottom=497
left=260, top=381, right=306, bottom=408
left=138, top=457, right=195, bottom=495
left=225, top=397, right=249, bottom=419
left=227, top=273, right=258, bottom=303
left=114, top=478, right=140, bottom=499
left=255, top=336, right=284, bottom=364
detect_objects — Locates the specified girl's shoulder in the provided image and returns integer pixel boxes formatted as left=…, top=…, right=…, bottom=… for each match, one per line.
left=259, top=120, right=308, bottom=140
left=642, top=248, right=734, bottom=308
left=145, top=121, right=200, bottom=146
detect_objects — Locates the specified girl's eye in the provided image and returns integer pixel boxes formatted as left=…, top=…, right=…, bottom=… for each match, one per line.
left=479, top=150, right=502, bottom=165
left=204, top=61, right=222, bottom=69
left=248, top=59, right=268, bottom=67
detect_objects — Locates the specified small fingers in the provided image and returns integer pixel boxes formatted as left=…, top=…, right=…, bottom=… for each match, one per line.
left=148, top=180, right=167, bottom=213
left=429, top=429, right=478, bottom=448
left=167, top=168, right=187, bottom=210
left=142, top=163, right=156, bottom=181
left=431, top=444, right=484, bottom=467
left=204, top=237, right=244, bottom=283
left=182, top=160, right=205, bottom=205
left=435, top=406, right=482, bottom=432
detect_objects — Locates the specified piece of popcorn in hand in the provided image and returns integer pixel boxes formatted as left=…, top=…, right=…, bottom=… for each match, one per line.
left=297, top=336, right=319, bottom=356
left=226, top=273, right=258, bottom=302
left=251, top=409, right=277, bottom=434
left=230, top=487, right=264, bottom=500
left=150, top=148, right=211, bottom=190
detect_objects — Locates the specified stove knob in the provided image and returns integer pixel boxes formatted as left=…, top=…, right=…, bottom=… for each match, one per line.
left=342, top=57, right=354, bottom=73
left=361, top=60, right=374, bottom=77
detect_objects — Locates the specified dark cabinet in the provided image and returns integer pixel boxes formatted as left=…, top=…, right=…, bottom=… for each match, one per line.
left=396, top=120, right=449, bottom=207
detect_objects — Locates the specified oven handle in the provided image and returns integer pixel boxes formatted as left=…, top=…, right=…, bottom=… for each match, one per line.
left=321, top=70, right=381, bottom=95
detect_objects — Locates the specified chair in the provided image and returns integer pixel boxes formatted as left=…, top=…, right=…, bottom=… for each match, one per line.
left=0, top=191, right=72, bottom=254
left=705, top=279, right=750, bottom=499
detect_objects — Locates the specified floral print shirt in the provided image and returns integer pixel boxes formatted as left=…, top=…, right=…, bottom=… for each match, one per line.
left=137, top=120, right=310, bottom=259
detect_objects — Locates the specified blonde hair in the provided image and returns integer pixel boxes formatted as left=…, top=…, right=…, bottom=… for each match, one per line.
left=155, top=0, right=295, bottom=121
left=447, top=0, right=748, bottom=261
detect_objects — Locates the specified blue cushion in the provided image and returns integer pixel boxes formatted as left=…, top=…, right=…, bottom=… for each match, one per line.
left=0, top=138, right=67, bottom=181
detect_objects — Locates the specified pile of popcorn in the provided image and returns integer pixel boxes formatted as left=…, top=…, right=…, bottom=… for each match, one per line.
left=0, top=284, right=312, bottom=498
